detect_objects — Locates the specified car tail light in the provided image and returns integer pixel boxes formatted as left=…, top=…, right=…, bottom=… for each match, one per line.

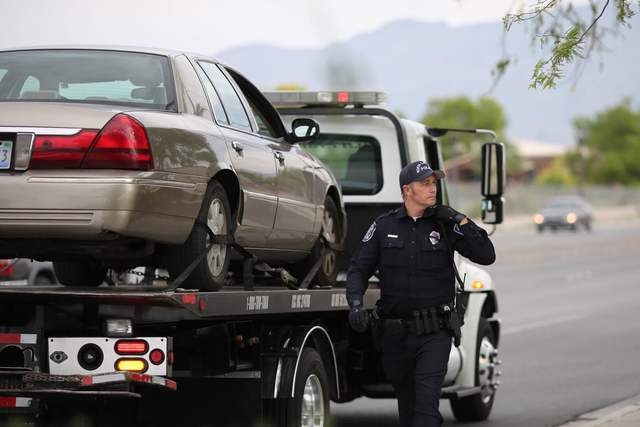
left=0, top=260, right=14, bottom=277
left=81, top=114, right=153, bottom=170
left=115, top=358, right=148, bottom=373
left=149, top=348, right=165, bottom=365
left=29, top=130, right=99, bottom=169
left=115, top=339, right=148, bottom=355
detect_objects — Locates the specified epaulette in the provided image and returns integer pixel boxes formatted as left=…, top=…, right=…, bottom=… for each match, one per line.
left=375, top=207, right=400, bottom=221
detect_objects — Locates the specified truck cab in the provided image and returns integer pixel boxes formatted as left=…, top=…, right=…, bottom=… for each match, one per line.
left=265, top=90, right=506, bottom=421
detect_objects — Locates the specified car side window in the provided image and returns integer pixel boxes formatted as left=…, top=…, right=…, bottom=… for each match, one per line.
left=198, top=62, right=251, bottom=131
left=224, top=68, right=283, bottom=139
left=194, top=62, right=230, bottom=125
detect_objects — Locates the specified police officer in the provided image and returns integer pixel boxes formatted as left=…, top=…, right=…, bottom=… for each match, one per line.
left=346, top=160, right=496, bottom=427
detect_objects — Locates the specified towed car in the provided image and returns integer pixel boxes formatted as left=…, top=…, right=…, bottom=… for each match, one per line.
left=0, top=47, right=345, bottom=290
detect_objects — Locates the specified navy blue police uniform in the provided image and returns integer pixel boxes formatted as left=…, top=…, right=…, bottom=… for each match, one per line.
left=346, top=163, right=496, bottom=427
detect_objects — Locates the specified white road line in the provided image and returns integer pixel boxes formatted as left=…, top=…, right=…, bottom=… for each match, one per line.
left=502, top=313, right=588, bottom=335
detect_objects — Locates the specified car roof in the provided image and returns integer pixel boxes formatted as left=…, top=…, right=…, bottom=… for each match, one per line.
left=0, top=45, right=221, bottom=62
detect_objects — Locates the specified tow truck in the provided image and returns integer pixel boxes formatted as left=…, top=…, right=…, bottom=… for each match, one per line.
left=0, top=91, right=506, bottom=426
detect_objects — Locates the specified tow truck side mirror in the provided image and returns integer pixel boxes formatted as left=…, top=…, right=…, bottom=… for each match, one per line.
left=481, top=142, right=506, bottom=225
left=288, top=118, right=320, bottom=143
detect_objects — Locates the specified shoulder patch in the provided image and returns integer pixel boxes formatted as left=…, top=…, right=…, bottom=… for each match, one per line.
left=453, top=223, right=464, bottom=236
left=362, top=222, right=377, bottom=242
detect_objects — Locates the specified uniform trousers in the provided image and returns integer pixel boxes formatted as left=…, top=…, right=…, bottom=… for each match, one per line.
left=381, top=327, right=452, bottom=427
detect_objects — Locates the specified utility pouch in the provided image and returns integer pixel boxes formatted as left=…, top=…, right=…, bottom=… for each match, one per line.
left=420, top=309, right=433, bottom=335
left=429, top=307, right=440, bottom=333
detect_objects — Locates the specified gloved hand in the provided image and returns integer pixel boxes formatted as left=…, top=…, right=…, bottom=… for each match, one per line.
left=348, top=306, right=370, bottom=333
left=431, top=205, right=467, bottom=224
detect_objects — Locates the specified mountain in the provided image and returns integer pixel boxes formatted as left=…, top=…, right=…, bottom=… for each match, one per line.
left=216, top=18, right=640, bottom=145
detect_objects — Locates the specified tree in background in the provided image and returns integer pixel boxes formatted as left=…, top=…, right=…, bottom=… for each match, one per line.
left=497, top=0, right=638, bottom=89
left=535, top=156, right=577, bottom=186
left=567, top=100, right=640, bottom=185
left=420, top=96, right=521, bottom=178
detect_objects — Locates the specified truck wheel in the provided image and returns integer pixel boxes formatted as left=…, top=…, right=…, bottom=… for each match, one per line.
left=293, top=197, right=341, bottom=287
left=265, top=348, right=330, bottom=427
left=450, top=318, right=500, bottom=421
left=167, top=180, right=231, bottom=291
left=53, top=261, right=106, bottom=287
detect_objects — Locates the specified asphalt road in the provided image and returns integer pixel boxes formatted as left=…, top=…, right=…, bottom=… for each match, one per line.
left=332, top=222, right=640, bottom=427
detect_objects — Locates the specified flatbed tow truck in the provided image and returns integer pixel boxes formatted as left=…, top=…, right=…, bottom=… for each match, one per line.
left=0, top=91, right=507, bottom=427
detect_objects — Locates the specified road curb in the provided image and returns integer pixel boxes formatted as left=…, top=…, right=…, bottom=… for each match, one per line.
left=557, top=394, right=640, bottom=426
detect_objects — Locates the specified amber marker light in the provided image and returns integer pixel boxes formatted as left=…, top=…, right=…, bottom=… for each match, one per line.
left=472, top=281, right=485, bottom=290
left=115, top=358, right=148, bottom=373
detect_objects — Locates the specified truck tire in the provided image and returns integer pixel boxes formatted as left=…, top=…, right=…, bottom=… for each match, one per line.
left=265, top=348, right=330, bottom=427
left=53, top=261, right=106, bottom=287
left=166, top=180, right=231, bottom=291
left=450, top=318, right=499, bottom=421
left=292, top=197, right=341, bottom=287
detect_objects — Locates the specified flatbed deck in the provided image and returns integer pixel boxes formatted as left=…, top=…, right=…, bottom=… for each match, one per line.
left=0, top=284, right=380, bottom=321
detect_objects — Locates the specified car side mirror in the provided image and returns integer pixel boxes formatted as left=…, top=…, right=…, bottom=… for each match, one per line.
left=288, top=118, right=319, bottom=143
left=481, top=142, right=506, bottom=225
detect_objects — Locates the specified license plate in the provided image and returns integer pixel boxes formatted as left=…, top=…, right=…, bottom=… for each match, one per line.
left=0, top=140, right=12, bottom=169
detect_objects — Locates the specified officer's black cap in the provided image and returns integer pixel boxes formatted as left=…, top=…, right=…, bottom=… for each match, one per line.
left=399, top=161, right=445, bottom=188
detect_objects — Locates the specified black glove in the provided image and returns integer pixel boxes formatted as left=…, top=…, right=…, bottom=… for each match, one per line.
left=348, top=306, right=370, bottom=333
left=431, top=205, right=467, bottom=224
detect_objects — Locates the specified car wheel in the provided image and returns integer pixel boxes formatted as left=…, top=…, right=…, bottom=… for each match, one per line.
left=584, top=220, right=592, bottom=232
left=53, top=261, right=106, bottom=287
left=293, top=197, right=341, bottom=287
left=450, top=318, right=499, bottom=421
left=536, top=225, right=544, bottom=233
left=167, top=180, right=231, bottom=291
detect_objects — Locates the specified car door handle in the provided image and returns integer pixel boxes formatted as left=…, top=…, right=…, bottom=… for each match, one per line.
left=231, top=141, right=243, bottom=153
left=274, top=151, right=285, bottom=163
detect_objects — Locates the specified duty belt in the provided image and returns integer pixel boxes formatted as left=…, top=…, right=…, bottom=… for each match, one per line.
left=383, top=307, right=448, bottom=336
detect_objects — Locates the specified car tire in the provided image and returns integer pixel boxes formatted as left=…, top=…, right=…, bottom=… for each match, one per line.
left=450, top=318, right=499, bottom=422
left=264, top=348, right=330, bottom=427
left=584, top=220, right=592, bottom=232
left=292, top=197, right=341, bottom=287
left=53, top=261, right=107, bottom=287
left=166, top=180, right=231, bottom=291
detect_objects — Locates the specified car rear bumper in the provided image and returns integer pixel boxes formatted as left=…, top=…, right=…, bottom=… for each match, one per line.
left=0, top=171, right=206, bottom=244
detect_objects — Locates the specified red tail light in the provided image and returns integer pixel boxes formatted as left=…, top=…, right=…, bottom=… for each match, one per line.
left=82, top=114, right=153, bottom=170
left=0, top=260, right=14, bottom=277
left=115, top=339, right=149, bottom=355
left=28, top=114, right=152, bottom=170
left=30, top=130, right=99, bottom=169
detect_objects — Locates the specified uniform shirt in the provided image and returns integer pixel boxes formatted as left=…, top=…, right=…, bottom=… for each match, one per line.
left=346, top=205, right=496, bottom=318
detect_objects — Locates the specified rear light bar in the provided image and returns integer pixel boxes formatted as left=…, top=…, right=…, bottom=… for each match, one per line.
left=0, top=333, right=37, bottom=344
left=115, top=339, right=148, bottom=355
left=0, top=259, right=15, bottom=277
left=29, top=113, right=153, bottom=170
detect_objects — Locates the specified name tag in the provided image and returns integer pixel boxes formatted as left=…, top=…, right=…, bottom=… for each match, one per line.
left=387, top=234, right=398, bottom=238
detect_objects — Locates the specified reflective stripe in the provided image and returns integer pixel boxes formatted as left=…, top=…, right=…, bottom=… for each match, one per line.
left=0, top=333, right=37, bottom=344
left=0, top=397, right=31, bottom=408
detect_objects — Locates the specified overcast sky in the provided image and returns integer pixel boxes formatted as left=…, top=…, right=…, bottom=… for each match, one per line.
left=1, top=0, right=589, bottom=54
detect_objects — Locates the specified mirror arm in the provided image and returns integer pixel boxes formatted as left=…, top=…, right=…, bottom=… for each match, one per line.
left=427, top=127, right=497, bottom=142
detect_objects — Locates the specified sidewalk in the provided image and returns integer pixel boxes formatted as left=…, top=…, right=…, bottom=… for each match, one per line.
left=558, top=394, right=640, bottom=427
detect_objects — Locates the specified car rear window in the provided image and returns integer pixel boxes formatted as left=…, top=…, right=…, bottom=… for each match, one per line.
left=304, top=133, right=383, bottom=195
left=0, top=50, right=175, bottom=110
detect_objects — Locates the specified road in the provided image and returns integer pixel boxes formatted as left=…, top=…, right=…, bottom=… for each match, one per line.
left=332, top=222, right=640, bottom=427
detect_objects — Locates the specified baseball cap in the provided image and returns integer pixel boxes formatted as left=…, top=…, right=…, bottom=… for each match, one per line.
left=399, top=161, right=445, bottom=188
